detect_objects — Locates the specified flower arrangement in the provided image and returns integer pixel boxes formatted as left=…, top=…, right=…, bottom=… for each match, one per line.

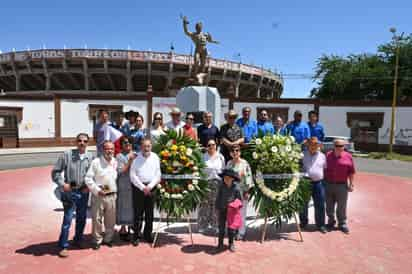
left=243, top=134, right=311, bottom=223
left=153, top=129, right=209, bottom=218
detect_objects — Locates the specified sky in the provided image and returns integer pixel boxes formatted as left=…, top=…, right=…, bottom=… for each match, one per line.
left=0, top=0, right=410, bottom=98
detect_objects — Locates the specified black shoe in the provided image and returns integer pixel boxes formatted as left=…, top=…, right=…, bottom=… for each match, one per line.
left=216, top=242, right=224, bottom=251
left=339, top=225, right=350, bottom=234
left=93, top=243, right=101, bottom=250
left=229, top=243, right=236, bottom=252
left=326, top=223, right=335, bottom=231
left=319, top=226, right=328, bottom=234
left=132, top=238, right=140, bottom=246
left=299, top=223, right=308, bottom=230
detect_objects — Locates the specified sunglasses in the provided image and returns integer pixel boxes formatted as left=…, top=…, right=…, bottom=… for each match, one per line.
left=77, top=139, right=88, bottom=143
left=335, top=145, right=344, bottom=148
left=154, top=117, right=162, bottom=120
left=122, top=142, right=130, bottom=145
left=228, top=116, right=236, bottom=120
left=207, top=143, right=216, bottom=147
left=231, top=149, right=240, bottom=153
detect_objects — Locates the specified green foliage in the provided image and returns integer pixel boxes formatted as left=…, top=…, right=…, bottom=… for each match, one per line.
left=311, top=34, right=412, bottom=100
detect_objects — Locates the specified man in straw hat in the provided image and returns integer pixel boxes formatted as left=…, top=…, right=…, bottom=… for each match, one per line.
left=299, top=137, right=327, bottom=233
left=220, top=110, right=244, bottom=162
left=166, top=107, right=185, bottom=130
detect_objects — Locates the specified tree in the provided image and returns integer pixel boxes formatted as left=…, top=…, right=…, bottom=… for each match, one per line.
left=310, top=34, right=412, bottom=101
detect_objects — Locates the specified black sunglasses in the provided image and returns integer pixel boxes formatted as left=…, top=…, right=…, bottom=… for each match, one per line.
left=231, top=149, right=240, bottom=153
left=77, top=139, right=88, bottom=143
left=154, top=117, right=162, bottom=120
left=207, top=143, right=216, bottom=147
left=335, top=145, right=344, bottom=148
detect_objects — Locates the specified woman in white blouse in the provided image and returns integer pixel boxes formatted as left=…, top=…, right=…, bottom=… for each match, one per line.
left=149, top=112, right=167, bottom=143
left=226, top=144, right=253, bottom=240
left=198, top=139, right=226, bottom=233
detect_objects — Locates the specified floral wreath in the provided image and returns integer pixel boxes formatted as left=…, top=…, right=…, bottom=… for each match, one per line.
left=242, top=134, right=311, bottom=221
left=153, top=129, right=209, bottom=218
left=255, top=171, right=300, bottom=202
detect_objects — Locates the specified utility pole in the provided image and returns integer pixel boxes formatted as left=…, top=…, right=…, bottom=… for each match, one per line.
left=388, top=27, right=403, bottom=154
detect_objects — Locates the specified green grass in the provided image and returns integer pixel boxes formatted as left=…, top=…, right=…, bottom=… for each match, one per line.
left=366, top=152, right=412, bottom=162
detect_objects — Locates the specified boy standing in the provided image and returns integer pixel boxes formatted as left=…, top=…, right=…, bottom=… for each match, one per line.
left=215, top=169, right=242, bottom=252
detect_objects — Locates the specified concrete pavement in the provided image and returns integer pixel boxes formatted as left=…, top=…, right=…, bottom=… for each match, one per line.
left=0, top=166, right=411, bottom=274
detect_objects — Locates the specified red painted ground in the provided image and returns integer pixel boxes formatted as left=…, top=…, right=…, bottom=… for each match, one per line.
left=0, top=166, right=411, bottom=274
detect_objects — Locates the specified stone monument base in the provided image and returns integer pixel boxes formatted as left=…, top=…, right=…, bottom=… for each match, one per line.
left=176, top=86, right=221, bottom=126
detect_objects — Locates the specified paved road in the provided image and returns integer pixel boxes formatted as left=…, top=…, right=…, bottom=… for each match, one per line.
left=1, top=152, right=411, bottom=179
left=354, top=157, right=412, bottom=179
left=0, top=152, right=62, bottom=171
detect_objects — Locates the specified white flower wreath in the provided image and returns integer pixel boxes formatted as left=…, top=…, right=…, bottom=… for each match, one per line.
left=255, top=171, right=300, bottom=202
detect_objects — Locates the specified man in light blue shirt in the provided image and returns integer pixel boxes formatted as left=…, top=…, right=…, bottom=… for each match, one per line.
left=286, top=110, right=311, bottom=144
left=308, top=110, right=325, bottom=142
left=236, top=106, right=258, bottom=143
left=257, top=109, right=274, bottom=136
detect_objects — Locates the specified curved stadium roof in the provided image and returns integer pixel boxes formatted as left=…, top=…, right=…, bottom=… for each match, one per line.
left=0, top=49, right=283, bottom=99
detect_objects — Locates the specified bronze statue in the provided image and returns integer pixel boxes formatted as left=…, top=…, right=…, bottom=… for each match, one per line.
left=182, top=15, right=219, bottom=77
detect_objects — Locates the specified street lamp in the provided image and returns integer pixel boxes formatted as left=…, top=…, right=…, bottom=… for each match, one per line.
left=388, top=27, right=403, bottom=154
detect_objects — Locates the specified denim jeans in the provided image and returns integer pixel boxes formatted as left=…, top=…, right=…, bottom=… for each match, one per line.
left=299, top=180, right=325, bottom=227
left=58, top=189, right=89, bottom=248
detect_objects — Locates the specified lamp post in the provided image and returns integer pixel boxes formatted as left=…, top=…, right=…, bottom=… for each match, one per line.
left=388, top=27, right=402, bottom=154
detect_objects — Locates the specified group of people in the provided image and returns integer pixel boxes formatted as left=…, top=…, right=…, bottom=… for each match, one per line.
left=51, top=105, right=355, bottom=257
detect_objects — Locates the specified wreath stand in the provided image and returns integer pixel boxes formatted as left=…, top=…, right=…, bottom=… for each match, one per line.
left=152, top=211, right=195, bottom=248
left=255, top=173, right=305, bottom=243
left=259, top=213, right=304, bottom=243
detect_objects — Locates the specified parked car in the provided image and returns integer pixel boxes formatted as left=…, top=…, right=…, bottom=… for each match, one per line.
left=322, top=136, right=355, bottom=153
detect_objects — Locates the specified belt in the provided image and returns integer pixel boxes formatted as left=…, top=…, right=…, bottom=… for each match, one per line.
left=327, top=181, right=346, bottom=184
left=70, top=184, right=87, bottom=190
left=311, top=180, right=322, bottom=184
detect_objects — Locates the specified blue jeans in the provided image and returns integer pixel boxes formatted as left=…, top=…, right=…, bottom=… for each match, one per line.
left=58, top=189, right=89, bottom=248
left=299, top=180, right=325, bottom=227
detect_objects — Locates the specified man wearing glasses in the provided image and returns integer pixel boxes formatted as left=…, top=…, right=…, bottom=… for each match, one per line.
left=220, top=110, right=244, bottom=162
left=324, top=139, right=356, bottom=234
left=197, top=112, right=220, bottom=149
left=51, top=133, right=94, bottom=258
left=236, top=106, right=257, bottom=144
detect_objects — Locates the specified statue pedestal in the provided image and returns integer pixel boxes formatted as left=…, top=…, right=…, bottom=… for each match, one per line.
left=176, top=86, right=221, bottom=126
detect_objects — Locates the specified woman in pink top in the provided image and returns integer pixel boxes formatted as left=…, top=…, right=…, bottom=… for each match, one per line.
left=325, top=139, right=355, bottom=234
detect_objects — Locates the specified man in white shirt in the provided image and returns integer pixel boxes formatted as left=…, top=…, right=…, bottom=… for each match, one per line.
left=85, top=140, right=118, bottom=249
left=130, top=138, right=161, bottom=246
left=299, top=137, right=327, bottom=233
left=165, top=107, right=185, bottom=130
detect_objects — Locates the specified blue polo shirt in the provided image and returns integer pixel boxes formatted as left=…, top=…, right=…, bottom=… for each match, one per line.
left=286, top=121, right=311, bottom=144
left=257, top=120, right=275, bottom=136
left=236, top=118, right=258, bottom=143
left=308, top=122, right=325, bottom=142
